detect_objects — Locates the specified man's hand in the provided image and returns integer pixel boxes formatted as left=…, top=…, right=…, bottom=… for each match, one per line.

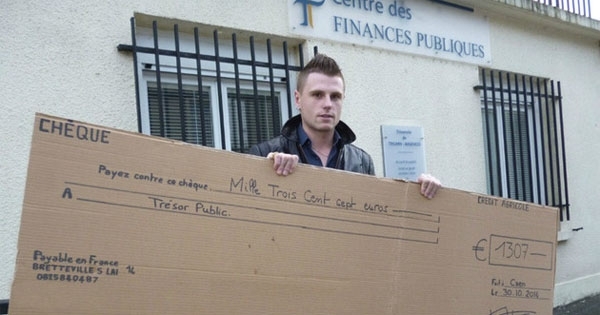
left=417, top=174, right=442, bottom=199
left=266, top=152, right=299, bottom=176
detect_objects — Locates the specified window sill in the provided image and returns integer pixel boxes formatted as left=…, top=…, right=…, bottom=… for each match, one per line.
left=558, top=229, right=572, bottom=242
left=557, top=221, right=582, bottom=242
left=558, top=220, right=571, bottom=242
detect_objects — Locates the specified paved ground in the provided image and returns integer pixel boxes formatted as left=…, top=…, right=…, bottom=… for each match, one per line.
left=554, top=293, right=600, bottom=315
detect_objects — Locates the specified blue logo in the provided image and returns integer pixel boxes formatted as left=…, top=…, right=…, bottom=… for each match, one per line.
left=294, top=0, right=326, bottom=27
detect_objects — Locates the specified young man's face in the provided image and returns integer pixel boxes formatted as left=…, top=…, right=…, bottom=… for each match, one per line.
left=295, top=72, right=345, bottom=136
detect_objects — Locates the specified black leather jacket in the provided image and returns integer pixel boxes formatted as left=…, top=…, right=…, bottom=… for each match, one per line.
left=249, top=115, right=375, bottom=175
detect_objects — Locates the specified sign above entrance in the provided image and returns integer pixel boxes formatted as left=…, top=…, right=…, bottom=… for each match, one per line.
left=288, top=0, right=491, bottom=65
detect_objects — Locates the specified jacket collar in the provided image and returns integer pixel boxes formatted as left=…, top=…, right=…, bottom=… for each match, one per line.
left=280, top=114, right=357, bottom=145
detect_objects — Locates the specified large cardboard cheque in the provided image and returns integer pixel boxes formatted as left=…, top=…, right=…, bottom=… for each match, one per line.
left=10, top=113, right=558, bottom=314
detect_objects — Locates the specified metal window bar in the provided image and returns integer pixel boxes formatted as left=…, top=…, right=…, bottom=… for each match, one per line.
left=267, top=40, right=279, bottom=138
left=556, top=82, right=571, bottom=220
left=213, top=30, right=226, bottom=148
left=533, top=0, right=592, bottom=18
left=152, top=21, right=165, bottom=138
left=194, top=28, right=208, bottom=145
left=250, top=37, right=261, bottom=144
left=535, top=78, right=549, bottom=204
left=529, top=76, right=542, bottom=202
left=117, top=17, right=306, bottom=150
left=522, top=75, right=534, bottom=201
left=474, top=69, right=570, bottom=221
left=174, top=24, right=187, bottom=142
left=232, top=33, right=243, bottom=150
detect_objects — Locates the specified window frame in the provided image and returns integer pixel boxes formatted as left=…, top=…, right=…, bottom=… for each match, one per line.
left=139, top=70, right=291, bottom=151
left=477, top=69, right=570, bottom=221
left=120, top=17, right=305, bottom=152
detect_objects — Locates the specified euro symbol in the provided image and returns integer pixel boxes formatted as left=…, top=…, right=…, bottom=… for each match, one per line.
left=473, top=238, right=488, bottom=262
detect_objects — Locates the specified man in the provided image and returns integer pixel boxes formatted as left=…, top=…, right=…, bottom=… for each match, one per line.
left=249, top=54, right=441, bottom=199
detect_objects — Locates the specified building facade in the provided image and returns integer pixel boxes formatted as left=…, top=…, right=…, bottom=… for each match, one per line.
left=1, top=0, right=599, bottom=309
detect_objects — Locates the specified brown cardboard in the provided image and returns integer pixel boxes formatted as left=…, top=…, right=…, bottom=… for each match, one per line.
left=10, top=113, right=558, bottom=314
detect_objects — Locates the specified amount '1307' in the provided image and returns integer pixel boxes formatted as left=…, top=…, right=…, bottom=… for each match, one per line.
left=494, top=241, right=529, bottom=260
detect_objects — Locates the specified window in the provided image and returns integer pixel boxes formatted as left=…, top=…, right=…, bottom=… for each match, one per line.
left=227, top=88, right=281, bottom=153
left=147, top=81, right=214, bottom=146
left=476, top=69, right=570, bottom=221
left=119, top=16, right=305, bottom=153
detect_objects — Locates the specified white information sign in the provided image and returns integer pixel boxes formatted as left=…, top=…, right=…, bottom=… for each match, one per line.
left=381, top=125, right=426, bottom=181
left=288, top=0, right=491, bottom=65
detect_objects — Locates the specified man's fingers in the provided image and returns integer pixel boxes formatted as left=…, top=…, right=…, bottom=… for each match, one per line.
left=422, top=182, right=438, bottom=199
left=267, top=152, right=298, bottom=176
left=276, top=154, right=291, bottom=175
left=418, top=174, right=442, bottom=199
